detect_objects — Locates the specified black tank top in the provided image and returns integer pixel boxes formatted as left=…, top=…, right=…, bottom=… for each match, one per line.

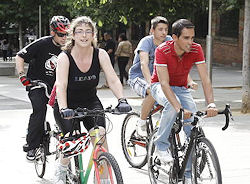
left=65, top=48, right=100, bottom=108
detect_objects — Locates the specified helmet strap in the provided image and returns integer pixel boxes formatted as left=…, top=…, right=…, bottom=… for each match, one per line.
left=52, top=37, right=61, bottom=47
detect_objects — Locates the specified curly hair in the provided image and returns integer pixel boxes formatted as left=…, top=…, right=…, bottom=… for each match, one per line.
left=62, top=16, right=97, bottom=52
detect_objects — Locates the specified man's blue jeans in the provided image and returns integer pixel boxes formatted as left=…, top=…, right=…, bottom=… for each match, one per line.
left=151, top=83, right=197, bottom=178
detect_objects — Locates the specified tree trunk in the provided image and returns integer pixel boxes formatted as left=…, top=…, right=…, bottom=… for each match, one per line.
left=145, top=21, right=150, bottom=35
left=18, top=22, right=23, bottom=50
left=126, top=22, right=132, bottom=41
left=241, top=0, right=250, bottom=113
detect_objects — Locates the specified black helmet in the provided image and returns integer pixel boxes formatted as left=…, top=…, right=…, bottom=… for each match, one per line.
left=50, top=16, right=70, bottom=32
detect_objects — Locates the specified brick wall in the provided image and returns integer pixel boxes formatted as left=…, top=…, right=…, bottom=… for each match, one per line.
left=197, top=38, right=243, bottom=66
left=195, top=6, right=245, bottom=67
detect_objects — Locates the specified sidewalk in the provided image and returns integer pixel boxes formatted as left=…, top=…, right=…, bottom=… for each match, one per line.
left=0, top=61, right=249, bottom=184
left=0, top=59, right=243, bottom=111
left=189, top=65, right=242, bottom=111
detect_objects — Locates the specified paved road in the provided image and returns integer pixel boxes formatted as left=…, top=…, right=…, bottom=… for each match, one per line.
left=0, top=65, right=250, bottom=183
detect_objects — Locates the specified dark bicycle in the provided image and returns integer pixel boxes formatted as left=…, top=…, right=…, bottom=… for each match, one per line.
left=147, top=104, right=233, bottom=184
left=121, top=104, right=163, bottom=168
left=23, top=80, right=62, bottom=178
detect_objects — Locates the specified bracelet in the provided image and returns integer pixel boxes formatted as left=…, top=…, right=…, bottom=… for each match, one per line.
left=207, top=103, right=216, bottom=108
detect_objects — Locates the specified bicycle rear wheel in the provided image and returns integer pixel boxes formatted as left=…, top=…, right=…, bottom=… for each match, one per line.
left=148, top=130, right=174, bottom=184
left=121, top=112, right=148, bottom=168
left=34, top=144, right=46, bottom=178
left=192, top=137, right=222, bottom=184
left=95, top=152, right=123, bottom=184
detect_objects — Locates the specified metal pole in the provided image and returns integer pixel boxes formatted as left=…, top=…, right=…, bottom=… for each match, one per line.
left=39, top=5, right=41, bottom=38
left=206, top=0, right=213, bottom=82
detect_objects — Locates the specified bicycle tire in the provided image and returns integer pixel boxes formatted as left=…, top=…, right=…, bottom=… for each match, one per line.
left=34, top=144, right=46, bottom=178
left=148, top=129, right=174, bottom=184
left=66, top=156, right=80, bottom=184
left=121, top=112, right=148, bottom=168
left=95, top=152, right=123, bottom=184
left=192, top=137, right=222, bottom=184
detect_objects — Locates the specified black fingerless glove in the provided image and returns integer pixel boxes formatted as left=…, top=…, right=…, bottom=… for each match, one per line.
left=60, top=108, right=75, bottom=119
left=116, top=98, right=132, bottom=113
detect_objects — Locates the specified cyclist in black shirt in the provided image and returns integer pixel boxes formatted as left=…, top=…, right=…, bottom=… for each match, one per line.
left=53, top=16, right=131, bottom=184
left=15, top=16, right=70, bottom=161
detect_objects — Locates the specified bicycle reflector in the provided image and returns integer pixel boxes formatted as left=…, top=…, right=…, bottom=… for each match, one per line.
left=57, top=132, right=90, bottom=158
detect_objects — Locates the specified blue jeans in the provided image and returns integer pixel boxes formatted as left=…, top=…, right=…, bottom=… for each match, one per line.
left=151, top=83, right=197, bottom=178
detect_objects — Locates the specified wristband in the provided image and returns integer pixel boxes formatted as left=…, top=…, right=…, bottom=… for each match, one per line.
left=207, top=103, right=216, bottom=108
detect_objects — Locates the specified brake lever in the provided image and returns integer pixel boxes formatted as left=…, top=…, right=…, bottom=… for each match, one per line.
left=221, top=104, right=233, bottom=131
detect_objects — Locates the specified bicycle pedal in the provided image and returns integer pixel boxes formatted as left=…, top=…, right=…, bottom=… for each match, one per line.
left=46, top=151, right=52, bottom=156
left=155, top=158, right=161, bottom=166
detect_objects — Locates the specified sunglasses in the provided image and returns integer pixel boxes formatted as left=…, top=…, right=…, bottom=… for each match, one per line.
left=56, top=32, right=68, bottom=37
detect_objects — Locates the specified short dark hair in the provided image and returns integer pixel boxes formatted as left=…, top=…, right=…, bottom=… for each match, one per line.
left=119, top=33, right=127, bottom=41
left=104, top=32, right=112, bottom=36
left=151, top=16, right=168, bottom=29
left=172, top=19, right=195, bottom=38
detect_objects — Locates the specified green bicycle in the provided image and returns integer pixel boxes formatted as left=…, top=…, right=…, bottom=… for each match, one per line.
left=59, top=106, right=124, bottom=184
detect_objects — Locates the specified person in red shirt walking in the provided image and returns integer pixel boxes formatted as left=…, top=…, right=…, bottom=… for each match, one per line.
left=150, top=19, right=218, bottom=184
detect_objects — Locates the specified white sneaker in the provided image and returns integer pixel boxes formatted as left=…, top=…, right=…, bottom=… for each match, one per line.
left=94, top=178, right=111, bottom=184
left=184, top=177, right=192, bottom=184
left=101, top=179, right=111, bottom=184
left=155, top=148, right=173, bottom=165
left=54, top=163, right=67, bottom=184
left=136, top=119, right=147, bottom=137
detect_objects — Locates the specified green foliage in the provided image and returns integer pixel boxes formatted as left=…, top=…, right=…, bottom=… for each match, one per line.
left=0, top=0, right=71, bottom=35
left=0, top=0, right=243, bottom=38
left=215, top=0, right=244, bottom=12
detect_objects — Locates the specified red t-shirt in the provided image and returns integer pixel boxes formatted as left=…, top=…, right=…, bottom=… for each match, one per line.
left=151, top=40, right=205, bottom=87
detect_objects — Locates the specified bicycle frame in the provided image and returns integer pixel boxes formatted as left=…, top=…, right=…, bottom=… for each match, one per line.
left=76, top=127, right=110, bottom=184
left=147, top=105, right=163, bottom=136
left=170, top=125, right=201, bottom=181
left=127, top=105, right=163, bottom=149
left=169, top=105, right=232, bottom=182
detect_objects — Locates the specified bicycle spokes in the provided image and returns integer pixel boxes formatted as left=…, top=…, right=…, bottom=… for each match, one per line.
left=193, top=138, right=222, bottom=184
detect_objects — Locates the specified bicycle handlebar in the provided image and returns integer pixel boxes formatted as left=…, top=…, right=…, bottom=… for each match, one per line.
left=73, top=105, right=129, bottom=119
left=30, top=80, right=51, bottom=98
left=177, top=104, right=233, bottom=131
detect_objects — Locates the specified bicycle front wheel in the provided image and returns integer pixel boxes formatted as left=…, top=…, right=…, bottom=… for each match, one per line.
left=66, top=156, right=80, bottom=184
left=34, top=144, right=46, bottom=178
left=95, top=152, right=123, bottom=184
left=148, top=130, right=173, bottom=184
left=121, top=112, right=148, bottom=168
left=192, top=137, right=222, bottom=184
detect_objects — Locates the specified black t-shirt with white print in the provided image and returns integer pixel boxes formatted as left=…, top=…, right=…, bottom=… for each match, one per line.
left=17, top=36, right=61, bottom=88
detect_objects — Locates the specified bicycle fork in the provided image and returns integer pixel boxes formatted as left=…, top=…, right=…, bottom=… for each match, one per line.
left=171, top=129, right=195, bottom=182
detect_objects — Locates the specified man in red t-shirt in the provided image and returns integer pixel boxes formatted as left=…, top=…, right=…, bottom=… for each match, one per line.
left=150, top=19, right=218, bottom=184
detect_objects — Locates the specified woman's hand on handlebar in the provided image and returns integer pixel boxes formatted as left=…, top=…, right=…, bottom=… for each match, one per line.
left=60, top=108, right=75, bottom=119
left=115, top=98, right=132, bottom=113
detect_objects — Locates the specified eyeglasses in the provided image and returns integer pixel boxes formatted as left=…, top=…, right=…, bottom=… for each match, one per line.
left=74, top=30, right=93, bottom=36
left=56, top=32, right=68, bottom=37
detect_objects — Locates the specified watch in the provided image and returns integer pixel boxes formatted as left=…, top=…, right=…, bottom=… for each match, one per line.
left=207, top=103, right=216, bottom=108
